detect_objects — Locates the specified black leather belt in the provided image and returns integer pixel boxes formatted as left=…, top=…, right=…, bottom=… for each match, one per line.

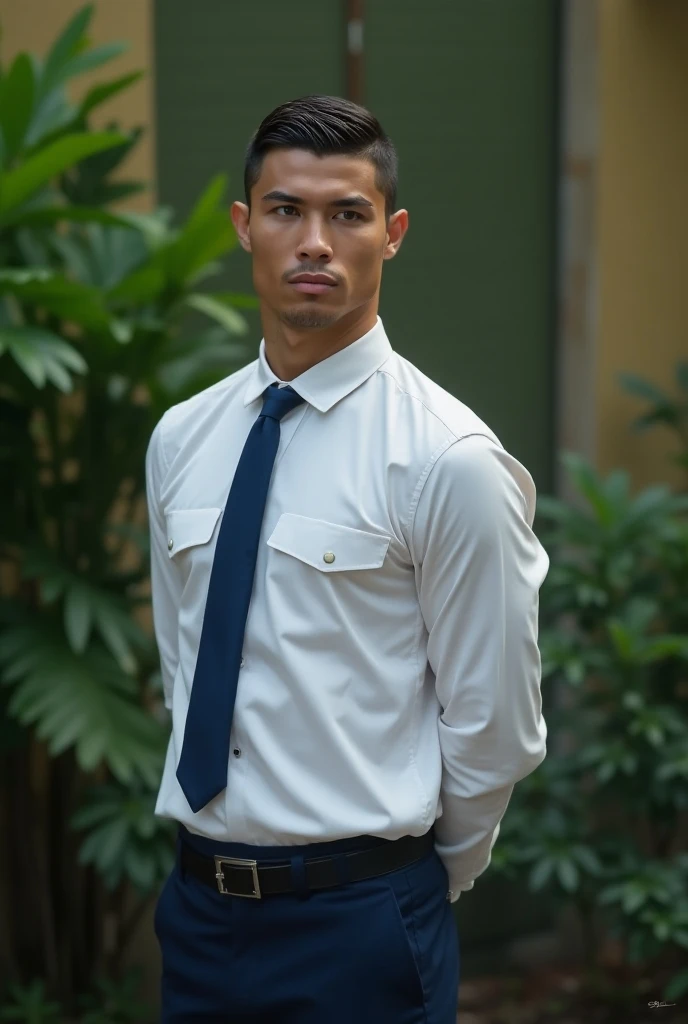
left=179, top=830, right=435, bottom=898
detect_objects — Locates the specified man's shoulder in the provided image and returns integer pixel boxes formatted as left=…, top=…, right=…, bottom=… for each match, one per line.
left=155, top=358, right=256, bottom=441
left=380, top=351, right=502, bottom=449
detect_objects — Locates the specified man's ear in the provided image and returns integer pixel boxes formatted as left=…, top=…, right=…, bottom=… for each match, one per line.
left=230, top=201, right=251, bottom=253
left=383, top=209, right=409, bottom=260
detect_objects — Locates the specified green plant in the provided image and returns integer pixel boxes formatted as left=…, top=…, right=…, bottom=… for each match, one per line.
left=0, top=4, right=255, bottom=1010
left=76, top=967, right=151, bottom=1023
left=492, top=378, right=688, bottom=1005
left=0, top=970, right=154, bottom=1024
left=619, top=360, right=688, bottom=476
left=0, top=981, right=62, bottom=1023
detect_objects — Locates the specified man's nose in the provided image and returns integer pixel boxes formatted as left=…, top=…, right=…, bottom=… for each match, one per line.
left=297, top=217, right=333, bottom=261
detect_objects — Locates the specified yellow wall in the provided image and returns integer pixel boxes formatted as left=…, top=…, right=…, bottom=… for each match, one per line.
left=0, top=0, right=155, bottom=209
left=596, top=0, right=688, bottom=490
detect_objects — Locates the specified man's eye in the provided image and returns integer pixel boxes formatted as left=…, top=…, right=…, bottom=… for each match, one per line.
left=273, top=206, right=361, bottom=221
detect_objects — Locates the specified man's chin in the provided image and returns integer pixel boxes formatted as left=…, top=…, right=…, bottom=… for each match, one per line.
left=279, top=306, right=340, bottom=330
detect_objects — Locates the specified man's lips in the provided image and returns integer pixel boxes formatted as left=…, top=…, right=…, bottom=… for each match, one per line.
left=289, top=281, right=336, bottom=294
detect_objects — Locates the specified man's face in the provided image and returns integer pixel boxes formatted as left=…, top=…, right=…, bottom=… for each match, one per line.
left=231, top=148, right=407, bottom=330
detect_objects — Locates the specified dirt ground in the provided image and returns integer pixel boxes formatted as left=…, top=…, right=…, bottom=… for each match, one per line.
left=455, top=966, right=686, bottom=1024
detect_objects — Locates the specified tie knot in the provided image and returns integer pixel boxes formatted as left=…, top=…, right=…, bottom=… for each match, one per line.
left=261, top=383, right=306, bottom=422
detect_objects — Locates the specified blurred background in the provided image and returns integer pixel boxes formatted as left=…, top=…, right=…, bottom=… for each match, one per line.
left=0, top=1, right=686, bottom=1022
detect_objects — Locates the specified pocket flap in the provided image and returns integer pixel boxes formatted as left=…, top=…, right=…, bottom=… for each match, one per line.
left=165, top=507, right=222, bottom=557
left=266, top=513, right=391, bottom=571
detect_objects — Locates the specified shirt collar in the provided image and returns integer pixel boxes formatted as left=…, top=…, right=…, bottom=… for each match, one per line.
left=242, top=315, right=393, bottom=413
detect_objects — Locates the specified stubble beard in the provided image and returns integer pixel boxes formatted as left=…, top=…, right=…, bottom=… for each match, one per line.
left=280, top=306, right=339, bottom=330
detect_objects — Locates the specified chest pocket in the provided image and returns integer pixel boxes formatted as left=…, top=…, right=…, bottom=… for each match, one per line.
left=266, top=513, right=391, bottom=571
left=165, top=507, right=222, bottom=557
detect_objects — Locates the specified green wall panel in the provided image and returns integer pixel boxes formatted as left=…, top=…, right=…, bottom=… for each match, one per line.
left=366, top=0, right=558, bottom=492
left=154, top=0, right=344, bottom=312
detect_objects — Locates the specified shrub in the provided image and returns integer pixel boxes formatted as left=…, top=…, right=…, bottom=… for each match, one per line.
left=493, top=363, right=688, bottom=1007
left=0, top=4, right=254, bottom=1011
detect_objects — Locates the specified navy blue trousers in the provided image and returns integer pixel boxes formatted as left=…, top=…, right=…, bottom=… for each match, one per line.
left=155, top=826, right=460, bottom=1022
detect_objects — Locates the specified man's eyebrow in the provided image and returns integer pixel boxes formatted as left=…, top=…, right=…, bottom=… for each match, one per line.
left=260, top=190, right=374, bottom=209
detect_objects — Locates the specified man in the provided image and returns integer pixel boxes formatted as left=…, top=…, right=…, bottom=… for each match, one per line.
left=146, top=94, right=549, bottom=1023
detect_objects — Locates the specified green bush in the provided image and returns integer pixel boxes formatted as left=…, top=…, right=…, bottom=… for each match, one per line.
left=0, top=4, right=254, bottom=1013
left=0, top=970, right=150, bottom=1023
left=492, top=363, right=688, bottom=1007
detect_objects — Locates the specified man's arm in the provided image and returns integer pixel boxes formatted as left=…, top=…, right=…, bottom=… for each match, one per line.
left=145, top=416, right=182, bottom=711
left=410, top=432, right=549, bottom=901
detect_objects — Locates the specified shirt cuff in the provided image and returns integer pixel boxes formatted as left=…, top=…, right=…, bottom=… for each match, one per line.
left=435, top=821, right=502, bottom=902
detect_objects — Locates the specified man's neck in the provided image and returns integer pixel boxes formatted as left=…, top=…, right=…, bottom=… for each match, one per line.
left=261, top=305, right=378, bottom=382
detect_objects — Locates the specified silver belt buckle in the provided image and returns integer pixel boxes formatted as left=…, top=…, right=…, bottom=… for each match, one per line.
left=214, top=856, right=262, bottom=898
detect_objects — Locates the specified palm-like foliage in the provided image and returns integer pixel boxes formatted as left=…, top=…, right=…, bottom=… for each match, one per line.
left=0, top=5, right=255, bottom=1009
left=492, top=372, right=688, bottom=1007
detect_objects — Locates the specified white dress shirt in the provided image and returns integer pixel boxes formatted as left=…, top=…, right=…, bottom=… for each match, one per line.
left=145, top=315, right=549, bottom=900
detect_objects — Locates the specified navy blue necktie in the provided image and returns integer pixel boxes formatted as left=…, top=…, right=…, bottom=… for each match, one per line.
left=176, top=382, right=306, bottom=812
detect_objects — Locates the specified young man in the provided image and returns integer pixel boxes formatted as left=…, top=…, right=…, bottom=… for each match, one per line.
left=146, top=94, right=549, bottom=1023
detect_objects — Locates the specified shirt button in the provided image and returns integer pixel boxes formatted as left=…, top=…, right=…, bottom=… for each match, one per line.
left=323, top=551, right=335, bottom=564
left=240, top=656, right=245, bottom=668
left=167, top=539, right=173, bottom=550
left=233, top=748, right=241, bottom=757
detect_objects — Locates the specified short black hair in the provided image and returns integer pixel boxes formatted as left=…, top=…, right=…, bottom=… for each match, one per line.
left=244, top=94, right=398, bottom=221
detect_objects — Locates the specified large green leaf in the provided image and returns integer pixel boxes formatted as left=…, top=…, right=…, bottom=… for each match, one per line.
left=0, top=53, right=36, bottom=161
left=2, top=203, right=139, bottom=229
left=0, top=130, right=126, bottom=219
left=0, top=325, right=87, bottom=391
left=0, top=979, right=62, bottom=1021
left=560, top=451, right=619, bottom=527
left=38, top=3, right=94, bottom=97
left=60, top=127, right=143, bottom=207
left=71, top=782, right=175, bottom=891
left=0, top=626, right=167, bottom=787
left=108, top=264, right=165, bottom=304
left=156, top=326, right=247, bottom=396
left=184, top=172, right=227, bottom=235
left=58, top=43, right=128, bottom=85
left=675, top=361, right=688, bottom=395
left=64, top=580, right=150, bottom=673
left=111, top=206, right=175, bottom=250
left=24, top=85, right=77, bottom=150
left=617, top=371, right=672, bottom=406
left=0, top=272, right=128, bottom=336
left=76, top=222, right=148, bottom=290
left=0, top=267, right=52, bottom=284
left=213, top=290, right=260, bottom=310
left=160, top=211, right=236, bottom=286
left=153, top=174, right=236, bottom=287
left=79, top=70, right=144, bottom=119
left=41, top=222, right=146, bottom=293
left=185, top=292, right=249, bottom=335
left=20, top=549, right=151, bottom=670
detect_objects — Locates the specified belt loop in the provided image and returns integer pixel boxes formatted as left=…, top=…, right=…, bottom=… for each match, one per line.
left=290, top=853, right=311, bottom=901
left=333, top=852, right=352, bottom=887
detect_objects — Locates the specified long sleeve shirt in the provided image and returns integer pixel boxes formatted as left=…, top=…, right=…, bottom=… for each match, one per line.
left=145, top=315, right=549, bottom=900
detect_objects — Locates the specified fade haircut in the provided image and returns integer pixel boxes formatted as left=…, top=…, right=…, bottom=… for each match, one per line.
left=244, top=94, right=398, bottom=222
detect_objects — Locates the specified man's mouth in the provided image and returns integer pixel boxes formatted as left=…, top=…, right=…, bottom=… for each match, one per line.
left=289, top=281, right=336, bottom=295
